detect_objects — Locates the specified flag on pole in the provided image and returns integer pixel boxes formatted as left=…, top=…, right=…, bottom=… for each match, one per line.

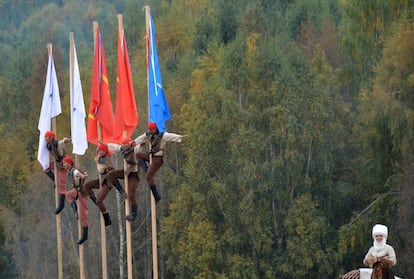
left=37, top=45, right=62, bottom=170
left=147, top=12, right=171, bottom=133
left=87, top=27, right=115, bottom=145
left=70, top=38, right=88, bottom=155
left=114, top=28, right=138, bottom=141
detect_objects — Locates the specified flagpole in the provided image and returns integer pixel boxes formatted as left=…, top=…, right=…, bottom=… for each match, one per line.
left=69, top=32, right=86, bottom=279
left=145, top=6, right=159, bottom=279
left=118, top=14, right=134, bottom=279
left=93, top=22, right=109, bottom=279
left=47, top=43, right=64, bottom=279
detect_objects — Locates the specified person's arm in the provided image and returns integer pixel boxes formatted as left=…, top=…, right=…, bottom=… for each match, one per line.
left=134, top=133, right=148, bottom=145
left=107, top=143, right=122, bottom=152
left=378, top=245, right=396, bottom=266
left=363, top=247, right=376, bottom=267
left=162, top=132, right=187, bottom=143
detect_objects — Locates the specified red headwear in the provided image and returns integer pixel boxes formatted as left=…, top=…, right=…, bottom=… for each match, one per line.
left=147, top=122, right=157, bottom=131
left=45, top=130, right=56, bottom=138
left=98, top=144, right=109, bottom=154
left=63, top=156, right=74, bottom=165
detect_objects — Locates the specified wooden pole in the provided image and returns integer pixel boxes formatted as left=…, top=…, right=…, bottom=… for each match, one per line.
left=70, top=32, right=86, bottom=279
left=145, top=6, right=159, bottom=278
left=118, top=14, right=134, bottom=279
left=49, top=43, right=64, bottom=279
left=93, top=21, right=108, bottom=279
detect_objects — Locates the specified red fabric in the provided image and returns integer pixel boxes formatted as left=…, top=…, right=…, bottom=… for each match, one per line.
left=45, top=130, right=55, bottom=138
left=147, top=122, right=157, bottom=130
left=63, top=156, right=74, bottom=164
left=114, top=30, right=138, bottom=142
left=87, top=27, right=115, bottom=145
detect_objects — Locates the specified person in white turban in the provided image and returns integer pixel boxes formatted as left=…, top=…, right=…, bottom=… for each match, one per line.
left=363, top=224, right=397, bottom=279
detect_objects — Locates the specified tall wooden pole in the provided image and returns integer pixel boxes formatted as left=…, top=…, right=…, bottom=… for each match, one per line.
left=118, top=14, right=134, bottom=279
left=145, top=6, right=159, bottom=278
left=93, top=21, right=108, bottom=279
left=49, top=43, right=64, bottom=279
left=69, top=32, right=86, bottom=279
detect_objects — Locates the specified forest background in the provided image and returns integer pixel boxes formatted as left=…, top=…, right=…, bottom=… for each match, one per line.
left=0, top=0, right=413, bottom=278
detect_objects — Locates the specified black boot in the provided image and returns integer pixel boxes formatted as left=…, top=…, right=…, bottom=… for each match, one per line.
left=139, top=160, right=148, bottom=173
left=46, top=171, right=55, bottom=181
left=150, top=185, right=161, bottom=202
left=46, top=171, right=55, bottom=188
left=103, top=212, right=112, bottom=226
left=89, top=192, right=97, bottom=205
left=70, top=201, right=78, bottom=220
left=112, top=180, right=126, bottom=199
left=77, top=227, right=88, bottom=245
left=55, top=194, right=66, bottom=214
left=125, top=204, right=137, bottom=221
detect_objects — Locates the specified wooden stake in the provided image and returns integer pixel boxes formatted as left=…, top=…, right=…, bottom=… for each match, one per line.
left=145, top=6, right=159, bottom=279
left=48, top=43, right=64, bottom=279
left=70, top=32, right=86, bottom=279
left=93, top=21, right=108, bottom=279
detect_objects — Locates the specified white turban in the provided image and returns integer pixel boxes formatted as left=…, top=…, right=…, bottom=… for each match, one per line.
left=372, top=224, right=388, bottom=251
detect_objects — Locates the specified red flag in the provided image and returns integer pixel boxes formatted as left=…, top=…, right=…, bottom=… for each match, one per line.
left=114, top=29, right=138, bottom=141
left=87, top=27, right=115, bottom=145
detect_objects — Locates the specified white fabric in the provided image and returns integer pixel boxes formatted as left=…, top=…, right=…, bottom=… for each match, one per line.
left=70, top=41, right=87, bottom=155
left=372, top=224, right=388, bottom=253
left=37, top=49, right=62, bottom=170
left=359, top=268, right=402, bottom=279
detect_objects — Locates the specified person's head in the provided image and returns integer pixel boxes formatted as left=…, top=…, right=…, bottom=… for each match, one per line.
left=147, top=122, right=158, bottom=133
left=121, top=137, right=136, bottom=149
left=44, top=131, right=55, bottom=144
left=97, top=144, right=110, bottom=156
left=372, top=224, right=388, bottom=249
left=62, top=156, right=74, bottom=169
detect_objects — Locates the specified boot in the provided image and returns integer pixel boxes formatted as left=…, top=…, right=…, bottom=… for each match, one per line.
left=77, top=226, right=88, bottom=245
left=46, top=171, right=55, bottom=181
left=46, top=171, right=55, bottom=188
left=139, top=160, right=148, bottom=173
left=103, top=212, right=112, bottom=226
left=89, top=192, right=97, bottom=205
left=70, top=201, right=78, bottom=220
left=125, top=204, right=137, bottom=221
left=112, top=180, right=126, bottom=200
left=150, top=185, right=161, bottom=202
left=55, top=194, right=66, bottom=214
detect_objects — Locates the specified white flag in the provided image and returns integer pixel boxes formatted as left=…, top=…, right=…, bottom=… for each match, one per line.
left=70, top=40, right=87, bottom=155
left=37, top=46, right=62, bottom=170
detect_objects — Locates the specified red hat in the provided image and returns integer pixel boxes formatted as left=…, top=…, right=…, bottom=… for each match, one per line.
left=148, top=122, right=157, bottom=130
left=63, top=156, right=74, bottom=165
left=45, top=131, right=56, bottom=138
left=98, top=144, right=109, bottom=154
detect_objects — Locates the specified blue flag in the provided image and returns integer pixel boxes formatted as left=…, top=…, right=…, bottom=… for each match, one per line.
left=147, top=12, right=171, bottom=132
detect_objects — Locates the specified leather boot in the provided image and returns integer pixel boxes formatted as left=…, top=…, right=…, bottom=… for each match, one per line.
left=70, top=201, right=78, bottom=219
left=112, top=180, right=126, bottom=200
left=103, top=212, right=112, bottom=226
left=46, top=171, right=55, bottom=181
left=55, top=194, right=65, bottom=214
left=125, top=204, right=137, bottom=221
left=46, top=171, right=55, bottom=188
left=139, top=160, right=148, bottom=173
left=89, top=192, right=97, bottom=205
left=150, top=185, right=161, bottom=202
left=77, top=227, right=88, bottom=245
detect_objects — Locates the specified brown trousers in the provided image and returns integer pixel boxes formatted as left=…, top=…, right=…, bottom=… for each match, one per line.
left=66, top=188, right=88, bottom=227
left=108, top=170, right=139, bottom=206
left=44, top=161, right=68, bottom=195
left=135, top=152, right=163, bottom=186
left=84, top=178, right=112, bottom=213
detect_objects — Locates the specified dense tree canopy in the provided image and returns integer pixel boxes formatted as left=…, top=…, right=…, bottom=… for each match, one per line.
left=0, top=0, right=413, bottom=278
